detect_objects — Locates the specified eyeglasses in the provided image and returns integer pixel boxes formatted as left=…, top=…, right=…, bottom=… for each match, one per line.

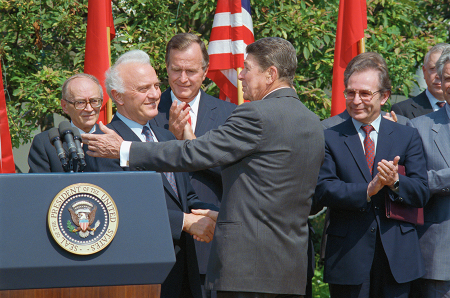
left=64, top=98, right=103, bottom=110
left=343, top=89, right=384, bottom=102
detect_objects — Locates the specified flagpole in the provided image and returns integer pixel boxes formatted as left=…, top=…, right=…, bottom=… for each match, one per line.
left=237, top=67, right=244, bottom=105
left=357, top=37, right=365, bottom=54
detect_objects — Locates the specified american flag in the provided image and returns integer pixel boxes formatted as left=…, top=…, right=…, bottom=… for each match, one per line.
left=207, top=0, right=254, bottom=104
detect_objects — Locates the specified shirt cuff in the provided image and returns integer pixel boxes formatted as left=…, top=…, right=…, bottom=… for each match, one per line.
left=120, top=141, right=132, bottom=167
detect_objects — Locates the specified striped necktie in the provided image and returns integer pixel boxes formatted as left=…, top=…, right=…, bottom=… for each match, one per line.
left=361, top=125, right=375, bottom=175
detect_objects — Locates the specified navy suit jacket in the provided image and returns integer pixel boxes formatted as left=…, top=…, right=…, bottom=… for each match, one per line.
left=315, top=117, right=429, bottom=285
left=28, top=124, right=98, bottom=173
left=85, top=116, right=219, bottom=298
left=150, top=88, right=235, bottom=273
left=391, top=91, right=433, bottom=119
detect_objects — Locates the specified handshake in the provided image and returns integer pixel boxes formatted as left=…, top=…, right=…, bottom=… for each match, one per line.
left=183, top=209, right=219, bottom=243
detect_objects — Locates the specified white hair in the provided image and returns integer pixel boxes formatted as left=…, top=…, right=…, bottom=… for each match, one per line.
left=105, top=50, right=151, bottom=102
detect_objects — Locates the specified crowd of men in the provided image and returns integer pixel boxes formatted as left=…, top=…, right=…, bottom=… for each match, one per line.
left=27, top=33, right=450, bottom=298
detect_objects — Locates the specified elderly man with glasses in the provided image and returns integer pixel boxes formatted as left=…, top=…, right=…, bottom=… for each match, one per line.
left=28, top=73, right=102, bottom=172
left=314, top=52, right=429, bottom=298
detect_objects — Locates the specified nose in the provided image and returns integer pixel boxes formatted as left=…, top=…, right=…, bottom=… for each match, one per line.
left=180, top=70, right=188, bottom=83
left=238, top=69, right=245, bottom=81
left=84, top=101, right=95, bottom=111
left=147, top=87, right=161, bottom=99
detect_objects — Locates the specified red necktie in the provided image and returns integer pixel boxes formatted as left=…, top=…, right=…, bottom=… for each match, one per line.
left=437, top=101, right=446, bottom=109
left=361, top=125, right=375, bottom=175
left=183, top=103, right=191, bottom=125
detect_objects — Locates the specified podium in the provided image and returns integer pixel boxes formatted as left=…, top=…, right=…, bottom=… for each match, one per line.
left=0, top=172, right=176, bottom=298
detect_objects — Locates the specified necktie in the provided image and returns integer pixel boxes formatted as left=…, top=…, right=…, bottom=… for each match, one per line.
left=361, top=125, right=375, bottom=175
left=142, top=126, right=179, bottom=197
left=182, top=103, right=192, bottom=125
left=437, top=101, right=446, bottom=109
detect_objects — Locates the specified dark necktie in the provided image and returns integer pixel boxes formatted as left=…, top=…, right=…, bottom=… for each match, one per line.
left=182, top=103, right=192, bottom=125
left=142, top=126, right=179, bottom=197
left=437, top=101, right=446, bottom=109
left=361, top=125, right=375, bottom=175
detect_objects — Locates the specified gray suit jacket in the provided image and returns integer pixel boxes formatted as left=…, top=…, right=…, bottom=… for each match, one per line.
left=409, top=108, right=450, bottom=280
left=128, top=88, right=325, bottom=295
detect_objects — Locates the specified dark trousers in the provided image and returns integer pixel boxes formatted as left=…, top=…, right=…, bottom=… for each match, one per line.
left=329, top=230, right=411, bottom=298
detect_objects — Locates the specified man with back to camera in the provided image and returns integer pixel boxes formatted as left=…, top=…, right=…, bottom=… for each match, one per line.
left=150, top=33, right=236, bottom=297
left=28, top=73, right=102, bottom=172
left=82, top=37, right=325, bottom=297
left=407, top=48, right=450, bottom=297
left=314, top=52, right=429, bottom=298
left=84, top=49, right=219, bottom=298
left=391, top=43, right=450, bottom=118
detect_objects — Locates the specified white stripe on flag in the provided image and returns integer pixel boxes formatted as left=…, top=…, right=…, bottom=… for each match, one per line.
left=208, top=40, right=247, bottom=55
left=221, top=69, right=238, bottom=88
left=242, top=8, right=254, bottom=33
left=212, top=12, right=231, bottom=27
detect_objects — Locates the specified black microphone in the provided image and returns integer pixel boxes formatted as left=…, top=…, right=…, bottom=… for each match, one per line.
left=48, top=127, right=69, bottom=171
left=72, top=128, right=86, bottom=170
left=58, top=121, right=78, bottom=162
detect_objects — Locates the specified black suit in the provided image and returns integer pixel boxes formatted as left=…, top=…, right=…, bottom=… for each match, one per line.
left=391, top=91, right=433, bottom=119
left=28, top=124, right=98, bottom=173
left=150, top=88, right=236, bottom=275
left=85, top=115, right=219, bottom=298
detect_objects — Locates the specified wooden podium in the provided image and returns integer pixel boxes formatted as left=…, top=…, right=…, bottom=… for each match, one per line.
left=0, top=172, right=175, bottom=298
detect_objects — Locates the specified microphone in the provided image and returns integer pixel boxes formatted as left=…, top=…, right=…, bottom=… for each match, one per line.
left=72, top=128, right=86, bottom=170
left=58, top=121, right=78, bottom=162
left=48, top=127, right=69, bottom=171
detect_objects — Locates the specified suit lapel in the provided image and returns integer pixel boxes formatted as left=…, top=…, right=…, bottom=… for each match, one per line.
left=341, top=119, right=373, bottom=182
left=372, top=118, right=394, bottom=177
left=432, top=109, right=450, bottom=167
left=195, top=90, right=216, bottom=136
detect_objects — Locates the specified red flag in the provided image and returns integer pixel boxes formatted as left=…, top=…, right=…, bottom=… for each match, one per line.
left=331, top=0, right=367, bottom=116
left=84, top=0, right=115, bottom=124
left=0, top=61, right=15, bottom=173
left=207, top=0, right=254, bottom=104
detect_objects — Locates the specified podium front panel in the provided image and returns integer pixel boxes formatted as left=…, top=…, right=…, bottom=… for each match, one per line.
left=0, top=172, right=175, bottom=290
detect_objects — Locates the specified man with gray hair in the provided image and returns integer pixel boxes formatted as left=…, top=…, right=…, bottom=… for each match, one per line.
left=83, top=37, right=325, bottom=297
left=28, top=73, right=102, bottom=172
left=391, top=43, right=450, bottom=118
left=84, top=49, right=219, bottom=298
left=408, top=48, right=450, bottom=297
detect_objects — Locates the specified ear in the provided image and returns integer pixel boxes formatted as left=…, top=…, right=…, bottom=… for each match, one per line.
left=202, top=63, right=209, bottom=81
left=111, top=90, right=124, bottom=106
left=380, top=90, right=391, bottom=106
left=266, top=66, right=278, bottom=84
left=61, top=99, right=68, bottom=114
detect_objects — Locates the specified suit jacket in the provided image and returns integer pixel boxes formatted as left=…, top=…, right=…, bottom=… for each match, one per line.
left=391, top=90, right=433, bottom=119
left=84, top=116, right=219, bottom=298
left=28, top=124, right=98, bottom=173
left=150, top=88, right=236, bottom=274
left=315, top=117, right=429, bottom=285
left=409, top=108, right=450, bottom=280
left=128, top=88, right=325, bottom=295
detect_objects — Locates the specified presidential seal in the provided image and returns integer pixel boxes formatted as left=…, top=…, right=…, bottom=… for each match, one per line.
left=48, top=183, right=118, bottom=255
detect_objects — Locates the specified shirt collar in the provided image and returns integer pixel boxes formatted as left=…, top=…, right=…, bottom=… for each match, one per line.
left=261, top=87, right=291, bottom=100
left=170, top=89, right=201, bottom=116
left=352, top=114, right=382, bottom=133
left=115, top=112, right=150, bottom=142
left=426, top=88, right=445, bottom=111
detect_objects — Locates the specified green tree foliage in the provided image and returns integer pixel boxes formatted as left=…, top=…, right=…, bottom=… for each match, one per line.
left=1, top=0, right=448, bottom=147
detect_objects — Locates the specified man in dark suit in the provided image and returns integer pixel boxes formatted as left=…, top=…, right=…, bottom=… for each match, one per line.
left=83, top=37, right=325, bottom=297
left=391, top=43, right=450, bottom=119
left=407, top=48, right=450, bottom=297
left=85, top=49, right=219, bottom=298
left=315, top=52, right=429, bottom=297
left=28, top=73, right=102, bottom=172
left=150, top=34, right=236, bottom=294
